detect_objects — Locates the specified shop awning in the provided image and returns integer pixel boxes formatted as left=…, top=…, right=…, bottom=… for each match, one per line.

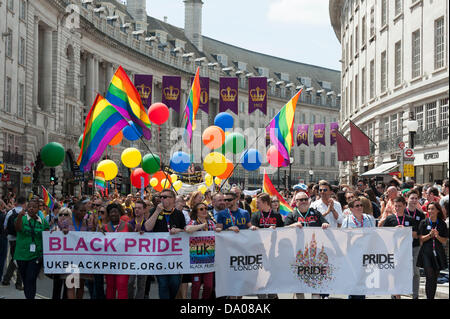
left=361, top=162, right=399, bottom=177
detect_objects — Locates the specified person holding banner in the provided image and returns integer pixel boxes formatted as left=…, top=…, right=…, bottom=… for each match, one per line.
left=417, top=202, right=448, bottom=299
left=211, top=192, right=225, bottom=223
left=381, top=196, right=417, bottom=299
left=144, top=189, right=186, bottom=299
left=216, top=192, right=252, bottom=232
left=13, top=198, right=50, bottom=299
left=186, top=202, right=218, bottom=299
left=103, top=203, right=133, bottom=299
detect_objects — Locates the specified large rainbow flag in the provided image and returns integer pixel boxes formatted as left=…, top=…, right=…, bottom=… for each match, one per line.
left=268, top=89, right=302, bottom=167
left=105, top=66, right=152, bottom=139
left=42, top=186, right=55, bottom=211
left=94, top=171, right=106, bottom=191
left=262, top=170, right=293, bottom=217
left=183, top=67, right=201, bottom=147
left=77, top=94, right=129, bottom=171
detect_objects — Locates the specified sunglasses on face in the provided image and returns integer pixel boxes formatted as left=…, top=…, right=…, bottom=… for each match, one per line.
left=353, top=204, right=363, bottom=208
left=296, top=198, right=309, bottom=202
left=59, top=213, right=70, bottom=217
left=160, top=196, right=174, bottom=199
left=319, top=189, right=328, bottom=193
left=224, top=198, right=234, bottom=202
left=198, top=207, right=207, bottom=211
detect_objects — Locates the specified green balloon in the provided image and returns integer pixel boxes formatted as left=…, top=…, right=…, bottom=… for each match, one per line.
left=142, top=154, right=161, bottom=175
left=41, top=142, right=65, bottom=167
left=225, top=133, right=246, bottom=154
left=78, top=134, right=83, bottom=148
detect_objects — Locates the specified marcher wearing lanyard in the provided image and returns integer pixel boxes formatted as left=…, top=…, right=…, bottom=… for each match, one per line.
left=285, top=192, right=330, bottom=230
left=250, top=193, right=284, bottom=231
left=216, top=192, right=252, bottom=233
left=13, top=199, right=49, bottom=299
left=417, top=202, right=449, bottom=299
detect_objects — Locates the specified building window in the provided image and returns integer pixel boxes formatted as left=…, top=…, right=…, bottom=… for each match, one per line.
left=354, top=74, right=359, bottom=107
left=395, top=41, right=402, bottom=86
left=349, top=80, right=353, bottom=113
left=19, top=0, right=26, bottom=20
left=320, top=152, right=325, bottom=167
left=370, top=6, right=375, bottom=38
left=381, top=51, right=387, bottom=93
left=350, top=35, right=353, bottom=61
left=300, top=150, right=305, bottom=165
left=310, top=150, right=315, bottom=166
left=412, top=30, right=421, bottom=78
left=311, top=114, right=316, bottom=124
left=5, top=77, right=12, bottom=113
left=355, top=26, right=359, bottom=55
left=361, top=16, right=366, bottom=45
left=435, top=17, right=445, bottom=70
left=370, top=60, right=375, bottom=99
left=19, top=37, right=25, bottom=65
left=395, top=0, right=403, bottom=16
left=390, top=114, right=398, bottom=137
left=6, top=29, right=13, bottom=58
left=381, top=0, right=387, bottom=27
left=440, top=98, right=449, bottom=139
left=330, top=153, right=336, bottom=168
left=426, top=102, right=437, bottom=130
left=7, top=0, right=13, bottom=11
left=361, top=67, right=366, bottom=104
left=18, top=83, right=25, bottom=118
left=414, top=105, right=424, bottom=131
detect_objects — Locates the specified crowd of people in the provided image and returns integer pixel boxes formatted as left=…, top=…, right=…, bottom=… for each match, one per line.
left=0, top=177, right=448, bottom=300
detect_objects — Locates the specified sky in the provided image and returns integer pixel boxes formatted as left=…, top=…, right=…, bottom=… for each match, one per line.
left=144, top=0, right=342, bottom=71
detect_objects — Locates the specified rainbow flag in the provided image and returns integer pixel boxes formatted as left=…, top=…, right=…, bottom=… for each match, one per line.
left=77, top=94, right=129, bottom=171
left=183, top=67, right=201, bottom=147
left=94, top=171, right=106, bottom=191
left=105, top=66, right=152, bottom=139
left=42, top=186, right=55, bottom=211
left=262, top=170, right=293, bottom=217
left=268, top=89, right=302, bottom=167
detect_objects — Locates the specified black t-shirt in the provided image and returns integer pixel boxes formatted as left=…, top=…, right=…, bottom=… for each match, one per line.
left=418, top=218, right=449, bottom=251
left=404, top=208, right=426, bottom=247
left=383, top=214, right=418, bottom=246
left=148, top=208, right=186, bottom=233
left=284, top=208, right=327, bottom=227
left=251, top=210, right=284, bottom=228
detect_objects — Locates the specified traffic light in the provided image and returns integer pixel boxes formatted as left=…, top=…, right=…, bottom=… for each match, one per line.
left=50, top=168, right=56, bottom=185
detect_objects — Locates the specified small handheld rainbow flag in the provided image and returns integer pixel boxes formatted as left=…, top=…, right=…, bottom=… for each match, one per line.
left=262, top=170, right=293, bottom=217
left=94, top=171, right=106, bottom=191
left=268, top=89, right=302, bottom=167
left=42, top=186, right=55, bottom=211
left=183, top=67, right=201, bottom=147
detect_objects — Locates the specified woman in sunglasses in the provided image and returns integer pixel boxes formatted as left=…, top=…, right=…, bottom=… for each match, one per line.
left=341, top=197, right=376, bottom=230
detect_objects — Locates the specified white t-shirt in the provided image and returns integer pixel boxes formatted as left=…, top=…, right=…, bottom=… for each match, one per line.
left=310, top=199, right=343, bottom=228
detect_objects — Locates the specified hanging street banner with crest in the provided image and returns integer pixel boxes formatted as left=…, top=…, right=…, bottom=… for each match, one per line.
left=219, top=77, right=239, bottom=114
left=162, top=76, right=181, bottom=113
left=248, top=77, right=267, bottom=115
left=134, top=75, right=153, bottom=109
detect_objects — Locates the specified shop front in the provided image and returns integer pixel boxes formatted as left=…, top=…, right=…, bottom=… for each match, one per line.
left=414, top=149, right=449, bottom=184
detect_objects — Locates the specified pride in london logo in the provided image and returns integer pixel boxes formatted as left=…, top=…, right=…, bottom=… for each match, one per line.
left=291, top=234, right=335, bottom=288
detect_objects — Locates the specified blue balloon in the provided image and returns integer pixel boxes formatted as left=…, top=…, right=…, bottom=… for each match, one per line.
left=170, top=151, right=191, bottom=173
left=214, top=112, right=234, bottom=131
left=240, top=149, right=262, bottom=171
left=123, top=121, right=142, bottom=141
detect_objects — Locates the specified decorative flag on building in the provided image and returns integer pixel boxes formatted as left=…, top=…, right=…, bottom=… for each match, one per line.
left=94, top=171, right=106, bottom=191
left=330, top=122, right=339, bottom=146
left=248, top=77, right=267, bottom=115
left=262, top=170, right=293, bottom=217
left=190, top=75, right=209, bottom=114
left=313, top=123, right=326, bottom=146
left=183, top=67, right=201, bottom=148
left=268, top=89, right=303, bottom=167
left=297, top=124, right=309, bottom=146
left=42, top=186, right=55, bottom=211
left=162, top=76, right=181, bottom=113
left=219, top=77, right=239, bottom=114
left=105, top=66, right=152, bottom=139
left=134, top=74, right=153, bottom=110
left=350, top=121, right=370, bottom=156
left=336, top=131, right=354, bottom=162
left=77, top=94, right=129, bottom=171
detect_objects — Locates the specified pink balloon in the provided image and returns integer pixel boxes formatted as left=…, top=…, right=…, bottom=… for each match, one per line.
left=267, top=145, right=285, bottom=168
left=148, top=103, right=169, bottom=125
left=131, top=168, right=150, bottom=189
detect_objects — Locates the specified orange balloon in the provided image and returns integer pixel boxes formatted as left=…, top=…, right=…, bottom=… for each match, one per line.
left=218, top=159, right=234, bottom=180
left=151, top=171, right=173, bottom=192
left=202, top=126, right=225, bottom=150
left=109, top=131, right=123, bottom=146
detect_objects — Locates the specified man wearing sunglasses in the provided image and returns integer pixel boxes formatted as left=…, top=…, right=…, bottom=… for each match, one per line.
left=285, top=192, right=329, bottom=230
left=310, top=181, right=343, bottom=228
left=216, top=192, right=251, bottom=232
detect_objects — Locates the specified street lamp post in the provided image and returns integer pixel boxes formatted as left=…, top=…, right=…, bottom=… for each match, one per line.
left=309, top=169, right=314, bottom=183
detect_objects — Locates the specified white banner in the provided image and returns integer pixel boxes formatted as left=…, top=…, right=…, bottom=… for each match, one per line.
left=43, top=231, right=215, bottom=275
left=215, top=228, right=412, bottom=296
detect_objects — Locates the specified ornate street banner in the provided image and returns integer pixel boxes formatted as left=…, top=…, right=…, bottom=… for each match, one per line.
left=219, top=77, right=238, bottom=114
left=330, top=122, right=339, bottom=146
left=43, top=231, right=215, bottom=275
left=190, top=76, right=209, bottom=114
left=313, top=123, right=326, bottom=146
left=297, top=124, right=309, bottom=146
left=162, top=76, right=181, bottom=113
left=248, top=77, right=267, bottom=115
left=134, top=74, right=153, bottom=109
left=215, top=228, right=412, bottom=297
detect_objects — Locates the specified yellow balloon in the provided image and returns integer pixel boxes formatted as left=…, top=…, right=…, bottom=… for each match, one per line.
left=173, top=180, right=183, bottom=192
left=150, top=178, right=158, bottom=188
left=215, top=177, right=222, bottom=185
left=198, top=185, right=207, bottom=194
left=205, top=173, right=213, bottom=187
left=170, top=174, right=178, bottom=183
left=97, top=160, right=118, bottom=181
left=121, top=148, right=142, bottom=168
left=161, top=178, right=170, bottom=189
left=203, top=152, right=227, bottom=177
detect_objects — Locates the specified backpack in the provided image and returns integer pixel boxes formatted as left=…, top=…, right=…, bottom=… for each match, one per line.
left=6, top=209, right=18, bottom=237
